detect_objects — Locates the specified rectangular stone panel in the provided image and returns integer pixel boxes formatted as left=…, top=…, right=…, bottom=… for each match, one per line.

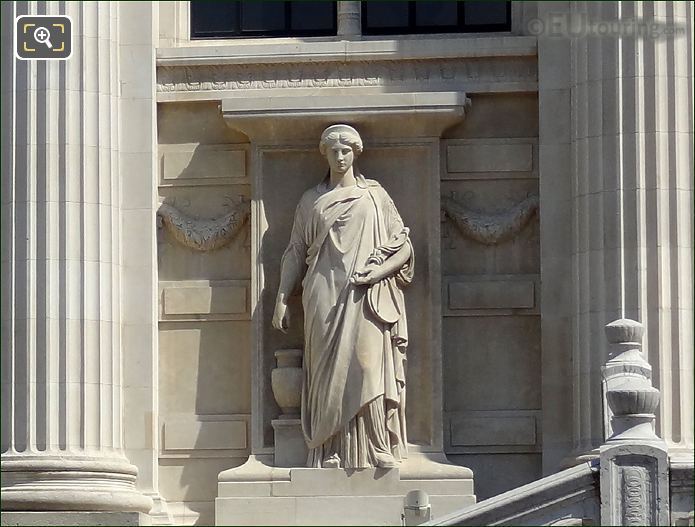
left=163, top=285, right=247, bottom=315
left=159, top=321, right=251, bottom=416
left=448, top=280, right=535, bottom=310
left=162, top=147, right=246, bottom=181
left=451, top=415, right=536, bottom=447
left=443, top=316, right=541, bottom=413
left=447, top=144, right=532, bottom=173
left=164, top=419, right=247, bottom=450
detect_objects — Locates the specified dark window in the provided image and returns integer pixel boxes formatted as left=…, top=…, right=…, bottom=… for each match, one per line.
left=362, top=1, right=511, bottom=35
left=190, top=1, right=337, bottom=39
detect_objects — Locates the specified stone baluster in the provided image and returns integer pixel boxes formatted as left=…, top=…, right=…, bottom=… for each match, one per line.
left=0, top=1, right=151, bottom=515
left=599, top=319, right=669, bottom=526
left=569, top=1, right=694, bottom=462
left=603, top=319, right=662, bottom=442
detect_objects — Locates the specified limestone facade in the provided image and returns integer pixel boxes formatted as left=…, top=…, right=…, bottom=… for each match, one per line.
left=1, top=1, right=692, bottom=526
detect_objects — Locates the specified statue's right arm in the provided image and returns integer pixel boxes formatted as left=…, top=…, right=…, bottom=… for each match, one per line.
left=272, top=203, right=307, bottom=332
left=272, top=247, right=304, bottom=332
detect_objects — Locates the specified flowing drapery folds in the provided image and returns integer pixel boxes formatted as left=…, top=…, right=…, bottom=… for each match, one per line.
left=281, top=175, right=413, bottom=468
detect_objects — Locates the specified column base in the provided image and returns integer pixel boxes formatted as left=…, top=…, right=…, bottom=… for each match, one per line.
left=217, top=452, right=475, bottom=525
left=144, top=493, right=173, bottom=526
left=0, top=512, right=150, bottom=526
left=1, top=453, right=153, bottom=514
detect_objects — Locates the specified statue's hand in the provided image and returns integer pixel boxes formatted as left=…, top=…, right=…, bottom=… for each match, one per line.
left=272, top=301, right=290, bottom=333
left=350, top=263, right=382, bottom=286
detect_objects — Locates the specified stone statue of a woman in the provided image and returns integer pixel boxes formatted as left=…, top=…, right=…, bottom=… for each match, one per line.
left=272, top=124, right=414, bottom=469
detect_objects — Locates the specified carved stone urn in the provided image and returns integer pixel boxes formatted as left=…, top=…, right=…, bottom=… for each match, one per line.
left=271, top=349, right=303, bottom=419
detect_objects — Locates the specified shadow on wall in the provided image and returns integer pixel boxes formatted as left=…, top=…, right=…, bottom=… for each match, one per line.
left=259, top=147, right=323, bottom=448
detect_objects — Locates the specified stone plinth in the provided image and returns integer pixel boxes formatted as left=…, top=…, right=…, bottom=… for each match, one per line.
left=599, top=444, right=669, bottom=527
left=0, top=512, right=150, bottom=527
left=217, top=455, right=475, bottom=526
left=272, top=419, right=308, bottom=468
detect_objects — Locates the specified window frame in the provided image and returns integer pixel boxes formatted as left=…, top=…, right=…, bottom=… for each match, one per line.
left=361, top=1, right=512, bottom=36
left=189, top=1, right=338, bottom=40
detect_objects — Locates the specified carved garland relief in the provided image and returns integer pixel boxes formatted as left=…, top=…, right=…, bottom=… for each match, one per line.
left=157, top=200, right=250, bottom=251
left=442, top=193, right=539, bottom=245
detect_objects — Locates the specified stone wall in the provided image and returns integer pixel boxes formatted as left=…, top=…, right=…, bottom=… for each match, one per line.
left=441, top=94, right=541, bottom=499
left=156, top=102, right=251, bottom=525
left=154, top=82, right=541, bottom=525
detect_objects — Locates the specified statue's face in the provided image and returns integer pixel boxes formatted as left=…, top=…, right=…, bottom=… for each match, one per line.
left=324, top=140, right=355, bottom=175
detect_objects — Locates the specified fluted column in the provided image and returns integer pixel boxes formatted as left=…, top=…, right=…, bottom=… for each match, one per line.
left=1, top=1, right=151, bottom=513
left=569, top=1, right=693, bottom=462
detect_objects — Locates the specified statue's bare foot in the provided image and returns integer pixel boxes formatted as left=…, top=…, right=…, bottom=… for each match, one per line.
left=323, top=453, right=341, bottom=468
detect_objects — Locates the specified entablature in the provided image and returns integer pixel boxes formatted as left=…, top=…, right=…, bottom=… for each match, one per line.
left=156, top=35, right=537, bottom=102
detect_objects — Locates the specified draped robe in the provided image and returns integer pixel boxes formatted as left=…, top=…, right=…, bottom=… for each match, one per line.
left=281, top=176, right=413, bottom=468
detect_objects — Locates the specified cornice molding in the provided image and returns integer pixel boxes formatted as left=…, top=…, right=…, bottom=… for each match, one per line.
left=220, top=91, right=470, bottom=140
left=156, top=36, right=538, bottom=100
left=157, top=36, right=537, bottom=66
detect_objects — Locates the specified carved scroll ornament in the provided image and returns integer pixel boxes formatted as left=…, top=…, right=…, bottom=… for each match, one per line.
left=157, top=200, right=250, bottom=251
left=442, top=193, right=539, bottom=245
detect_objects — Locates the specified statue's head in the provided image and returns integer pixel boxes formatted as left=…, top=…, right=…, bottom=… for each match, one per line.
left=319, top=124, right=363, bottom=157
left=319, top=124, right=363, bottom=176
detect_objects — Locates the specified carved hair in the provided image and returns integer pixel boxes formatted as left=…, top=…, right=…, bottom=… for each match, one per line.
left=319, top=124, right=363, bottom=157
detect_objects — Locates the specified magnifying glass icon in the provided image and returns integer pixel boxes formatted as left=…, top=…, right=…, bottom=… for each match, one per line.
left=34, top=26, right=53, bottom=49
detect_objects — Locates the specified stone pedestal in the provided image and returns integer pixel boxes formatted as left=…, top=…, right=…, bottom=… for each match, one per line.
left=216, top=455, right=475, bottom=526
left=270, top=349, right=307, bottom=467
left=272, top=419, right=308, bottom=468
left=600, top=443, right=669, bottom=527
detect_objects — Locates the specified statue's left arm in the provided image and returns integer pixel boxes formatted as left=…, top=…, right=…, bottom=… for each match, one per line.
left=352, top=189, right=414, bottom=286
left=352, top=240, right=411, bottom=285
